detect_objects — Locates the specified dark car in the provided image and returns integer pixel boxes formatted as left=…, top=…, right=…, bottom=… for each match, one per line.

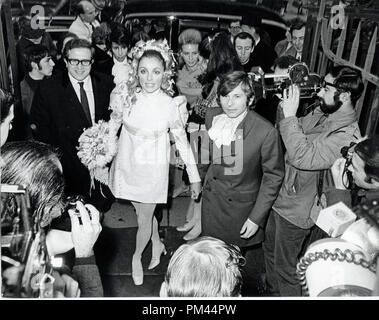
left=123, top=0, right=287, bottom=51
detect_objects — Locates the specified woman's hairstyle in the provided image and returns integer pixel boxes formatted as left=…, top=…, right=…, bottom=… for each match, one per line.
left=217, top=71, right=255, bottom=107
left=23, top=44, right=49, bottom=72
left=162, top=236, right=245, bottom=297
left=199, top=32, right=242, bottom=95
left=328, top=65, right=364, bottom=105
left=138, top=49, right=165, bottom=69
left=354, top=137, right=379, bottom=183
left=1, top=141, right=65, bottom=227
left=178, top=28, right=202, bottom=47
left=63, top=38, right=94, bottom=59
left=273, top=55, right=299, bottom=70
left=92, top=22, right=111, bottom=48
left=0, top=88, right=15, bottom=123
left=110, top=24, right=129, bottom=48
left=131, top=30, right=150, bottom=48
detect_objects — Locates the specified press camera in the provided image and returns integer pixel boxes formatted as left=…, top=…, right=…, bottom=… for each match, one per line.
left=249, top=62, right=322, bottom=99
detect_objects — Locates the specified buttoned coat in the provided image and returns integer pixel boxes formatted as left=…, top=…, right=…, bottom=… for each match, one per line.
left=30, top=71, right=115, bottom=211
left=200, top=107, right=285, bottom=248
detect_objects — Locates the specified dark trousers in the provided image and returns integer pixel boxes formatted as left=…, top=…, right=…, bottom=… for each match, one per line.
left=262, top=209, right=312, bottom=297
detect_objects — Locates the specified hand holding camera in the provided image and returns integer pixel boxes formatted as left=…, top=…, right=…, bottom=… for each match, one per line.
left=68, top=201, right=102, bottom=258
left=282, top=84, right=300, bottom=118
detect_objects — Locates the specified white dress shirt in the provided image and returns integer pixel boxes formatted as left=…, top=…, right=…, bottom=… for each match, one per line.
left=68, top=17, right=100, bottom=43
left=68, top=74, right=95, bottom=124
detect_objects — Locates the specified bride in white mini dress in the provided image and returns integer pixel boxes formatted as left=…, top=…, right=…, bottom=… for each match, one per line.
left=108, top=44, right=201, bottom=286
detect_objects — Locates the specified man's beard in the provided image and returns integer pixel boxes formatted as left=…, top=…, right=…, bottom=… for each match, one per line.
left=319, top=97, right=342, bottom=114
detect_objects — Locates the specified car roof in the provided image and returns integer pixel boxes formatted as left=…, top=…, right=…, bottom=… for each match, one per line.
left=124, top=0, right=286, bottom=28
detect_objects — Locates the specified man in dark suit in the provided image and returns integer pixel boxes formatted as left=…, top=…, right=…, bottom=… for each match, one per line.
left=199, top=70, right=284, bottom=248
left=30, top=38, right=115, bottom=212
left=240, top=16, right=277, bottom=73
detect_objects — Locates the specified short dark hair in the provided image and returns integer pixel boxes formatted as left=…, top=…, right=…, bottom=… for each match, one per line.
left=234, top=32, right=255, bottom=46
left=0, top=88, right=14, bottom=123
left=273, top=55, right=299, bottom=70
left=110, top=24, right=129, bottom=48
left=217, top=70, right=255, bottom=107
left=327, top=65, right=364, bottom=105
left=289, top=18, right=306, bottom=35
left=23, top=44, right=49, bottom=72
left=131, top=31, right=150, bottom=48
left=355, top=137, right=379, bottom=183
left=63, top=38, right=94, bottom=59
left=1, top=141, right=65, bottom=227
left=92, top=22, right=111, bottom=47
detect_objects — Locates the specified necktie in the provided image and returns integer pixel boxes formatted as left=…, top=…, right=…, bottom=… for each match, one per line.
left=78, top=82, right=91, bottom=124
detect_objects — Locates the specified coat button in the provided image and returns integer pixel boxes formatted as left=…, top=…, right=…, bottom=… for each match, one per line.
left=228, top=198, right=232, bottom=202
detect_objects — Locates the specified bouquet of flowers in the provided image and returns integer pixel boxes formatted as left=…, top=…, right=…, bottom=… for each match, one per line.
left=77, top=120, right=117, bottom=187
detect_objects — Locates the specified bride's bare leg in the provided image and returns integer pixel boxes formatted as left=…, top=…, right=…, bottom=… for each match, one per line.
left=148, top=215, right=167, bottom=270
left=131, top=201, right=156, bottom=285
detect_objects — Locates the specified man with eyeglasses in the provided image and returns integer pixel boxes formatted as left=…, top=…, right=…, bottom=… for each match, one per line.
left=30, top=38, right=115, bottom=213
left=228, top=20, right=242, bottom=44
left=262, top=65, right=364, bottom=296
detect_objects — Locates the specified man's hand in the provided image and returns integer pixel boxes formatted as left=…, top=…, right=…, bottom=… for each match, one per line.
left=282, top=84, right=300, bottom=118
left=190, top=182, right=202, bottom=201
left=331, top=157, right=348, bottom=190
left=68, top=202, right=102, bottom=258
left=240, top=219, right=259, bottom=239
left=53, top=271, right=81, bottom=298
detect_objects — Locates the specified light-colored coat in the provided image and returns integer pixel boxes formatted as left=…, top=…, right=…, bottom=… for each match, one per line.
left=273, top=106, right=361, bottom=229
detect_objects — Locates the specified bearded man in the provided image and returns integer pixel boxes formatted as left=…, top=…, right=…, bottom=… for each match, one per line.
left=262, top=65, right=364, bottom=296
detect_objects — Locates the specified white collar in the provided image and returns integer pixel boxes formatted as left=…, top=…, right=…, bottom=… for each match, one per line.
left=68, top=73, right=92, bottom=89
left=113, top=56, right=129, bottom=65
left=208, top=110, right=247, bottom=148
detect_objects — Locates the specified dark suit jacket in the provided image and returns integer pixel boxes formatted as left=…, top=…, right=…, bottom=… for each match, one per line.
left=250, top=40, right=277, bottom=73
left=30, top=71, right=115, bottom=211
left=200, top=108, right=285, bottom=247
left=92, top=46, right=114, bottom=76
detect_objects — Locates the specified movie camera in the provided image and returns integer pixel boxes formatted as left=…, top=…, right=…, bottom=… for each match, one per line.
left=249, top=62, right=323, bottom=99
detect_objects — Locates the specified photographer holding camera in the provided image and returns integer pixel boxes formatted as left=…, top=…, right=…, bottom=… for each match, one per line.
left=1, top=141, right=103, bottom=297
left=263, top=65, right=364, bottom=296
left=326, top=137, right=379, bottom=207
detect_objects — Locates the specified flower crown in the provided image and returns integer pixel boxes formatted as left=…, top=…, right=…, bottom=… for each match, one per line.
left=130, top=39, right=173, bottom=64
left=129, top=39, right=176, bottom=96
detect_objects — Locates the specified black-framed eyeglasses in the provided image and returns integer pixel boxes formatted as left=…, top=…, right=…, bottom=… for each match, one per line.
left=67, top=59, right=93, bottom=66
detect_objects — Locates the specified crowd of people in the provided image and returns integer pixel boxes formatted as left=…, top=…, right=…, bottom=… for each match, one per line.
left=1, top=0, right=379, bottom=298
